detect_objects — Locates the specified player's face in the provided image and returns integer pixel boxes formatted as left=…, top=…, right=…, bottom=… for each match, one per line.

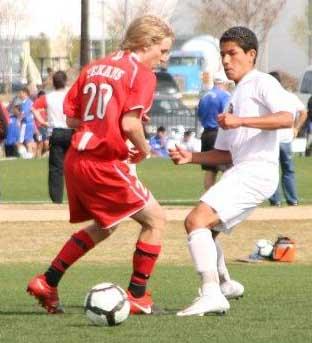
left=141, top=37, right=172, bottom=70
left=220, top=41, right=256, bottom=83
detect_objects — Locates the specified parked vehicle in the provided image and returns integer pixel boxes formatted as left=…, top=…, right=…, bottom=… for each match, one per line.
left=299, top=66, right=312, bottom=104
left=155, top=70, right=182, bottom=98
left=146, top=94, right=196, bottom=136
left=167, top=35, right=224, bottom=95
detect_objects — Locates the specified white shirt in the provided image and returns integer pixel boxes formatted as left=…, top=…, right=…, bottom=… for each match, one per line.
left=278, top=92, right=305, bottom=143
left=215, top=69, right=294, bottom=165
left=46, top=88, right=69, bottom=129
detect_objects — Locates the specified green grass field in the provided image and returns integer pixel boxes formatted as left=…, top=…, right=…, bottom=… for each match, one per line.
left=0, top=156, right=312, bottom=204
left=1, top=263, right=312, bottom=343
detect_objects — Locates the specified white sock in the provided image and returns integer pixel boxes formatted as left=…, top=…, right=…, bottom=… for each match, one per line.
left=188, top=228, right=219, bottom=293
left=215, top=239, right=231, bottom=283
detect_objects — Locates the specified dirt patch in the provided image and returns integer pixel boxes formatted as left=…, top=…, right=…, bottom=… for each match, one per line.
left=1, top=219, right=311, bottom=265
left=1, top=204, right=312, bottom=222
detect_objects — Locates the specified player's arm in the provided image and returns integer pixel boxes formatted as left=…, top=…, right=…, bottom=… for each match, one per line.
left=66, top=117, right=81, bottom=129
left=217, top=111, right=293, bottom=130
left=122, top=110, right=151, bottom=163
left=169, top=146, right=232, bottom=165
left=32, top=107, right=48, bottom=127
left=294, top=109, right=308, bottom=137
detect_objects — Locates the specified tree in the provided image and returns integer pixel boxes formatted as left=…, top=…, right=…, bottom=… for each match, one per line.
left=290, top=1, right=312, bottom=64
left=189, top=0, right=286, bottom=46
left=105, top=0, right=177, bottom=54
left=0, top=0, right=27, bottom=92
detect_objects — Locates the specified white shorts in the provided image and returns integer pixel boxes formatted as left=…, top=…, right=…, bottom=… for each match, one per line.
left=200, top=161, right=279, bottom=233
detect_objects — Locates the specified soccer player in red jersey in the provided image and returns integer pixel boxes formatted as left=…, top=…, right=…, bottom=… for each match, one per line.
left=27, top=15, right=174, bottom=315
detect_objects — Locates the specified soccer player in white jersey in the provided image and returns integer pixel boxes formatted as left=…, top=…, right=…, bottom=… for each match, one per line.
left=169, top=26, right=294, bottom=316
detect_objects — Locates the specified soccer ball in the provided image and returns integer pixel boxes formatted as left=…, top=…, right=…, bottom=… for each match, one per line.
left=256, top=239, right=274, bottom=258
left=84, top=282, right=130, bottom=326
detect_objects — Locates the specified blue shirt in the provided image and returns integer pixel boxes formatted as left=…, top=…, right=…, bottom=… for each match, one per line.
left=149, top=135, right=168, bottom=158
left=5, top=115, right=20, bottom=145
left=20, top=98, right=34, bottom=124
left=197, top=86, right=230, bottom=129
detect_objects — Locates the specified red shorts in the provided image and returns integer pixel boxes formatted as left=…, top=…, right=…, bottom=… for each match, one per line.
left=64, top=148, right=150, bottom=228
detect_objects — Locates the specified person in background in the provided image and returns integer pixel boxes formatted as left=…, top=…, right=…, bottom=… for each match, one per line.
left=197, top=73, right=231, bottom=190
left=4, top=104, right=21, bottom=157
left=179, top=130, right=201, bottom=152
left=32, top=90, right=49, bottom=158
left=18, top=87, right=35, bottom=158
left=268, top=71, right=307, bottom=206
left=32, top=71, right=72, bottom=203
left=149, top=126, right=169, bottom=158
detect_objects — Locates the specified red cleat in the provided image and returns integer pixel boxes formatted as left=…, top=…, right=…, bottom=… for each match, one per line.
left=27, top=274, right=64, bottom=314
left=127, top=290, right=154, bottom=315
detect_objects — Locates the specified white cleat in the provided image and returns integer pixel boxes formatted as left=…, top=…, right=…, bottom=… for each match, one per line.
left=221, top=280, right=244, bottom=300
left=177, top=292, right=230, bottom=317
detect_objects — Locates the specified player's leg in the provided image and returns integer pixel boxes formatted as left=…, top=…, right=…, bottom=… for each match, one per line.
left=126, top=196, right=166, bottom=314
left=27, top=221, right=117, bottom=313
left=213, top=231, right=244, bottom=299
left=177, top=202, right=230, bottom=316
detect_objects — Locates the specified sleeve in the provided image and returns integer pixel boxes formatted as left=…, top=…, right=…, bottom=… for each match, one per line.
left=214, top=128, right=230, bottom=151
left=197, top=98, right=205, bottom=119
left=63, top=70, right=86, bottom=119
left=32, top=95, right=47, bottom=110
left=123, top=69, right=156, bottom=118
left=259, top=77, right=296, bottom=114
left=220, top=93, right=230, bottom=112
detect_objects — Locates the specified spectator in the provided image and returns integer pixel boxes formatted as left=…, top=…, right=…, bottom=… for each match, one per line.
left=179, top=130, right=201, bottom=152
left=32, top=90, right=49, bottom=158
left=0, top=100, right=9, bottom=143
left=269, top=71, right=307, bottom=206
left=32, top=71, right=73, bottom=203
left=197, top=72, right=231, bottom=190
left=5, top=104, right=22, bottom=157
left=304, top=95, right=312, bottom=156
left=18, top=87, right=35, bottom=158
left=149, top=126, right=169, bottom=158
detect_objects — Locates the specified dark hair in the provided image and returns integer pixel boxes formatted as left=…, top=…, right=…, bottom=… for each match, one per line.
left=157, top=126, right=166, bottom=133
left=269, top=71, right=281, bottom=83
left=53, top=71, right=67, bottom=89
left=37, top=90, right=46, bottom=97
left=184, top=130, right=192, bottom=137
left=220, top=26, right=258, bottom=63
left=20, top=86, right=30, bottom=96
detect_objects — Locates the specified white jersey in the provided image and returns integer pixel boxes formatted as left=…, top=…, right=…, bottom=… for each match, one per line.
left=278, top=92, right=305, bottom=143
left=215, top=69, right=294, bottom=166
left=46, top=88, right=69, bottom=129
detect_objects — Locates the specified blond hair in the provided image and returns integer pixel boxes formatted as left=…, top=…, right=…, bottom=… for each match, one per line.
left=121, top=15, right=174, bottom=51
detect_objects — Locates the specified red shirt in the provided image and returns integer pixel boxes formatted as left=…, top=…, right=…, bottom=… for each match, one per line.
left=64, top=51, right=156, bottom=161
left=32, top=96, right=48, bottom=128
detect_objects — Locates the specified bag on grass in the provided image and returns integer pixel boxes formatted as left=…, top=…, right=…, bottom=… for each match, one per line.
left=272, top=236, right=296, bottom=262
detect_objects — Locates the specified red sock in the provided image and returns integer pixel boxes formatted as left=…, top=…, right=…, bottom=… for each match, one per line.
left=51, top=229, right=95, bottom=272
left=128, top=240, right=161, bottom=296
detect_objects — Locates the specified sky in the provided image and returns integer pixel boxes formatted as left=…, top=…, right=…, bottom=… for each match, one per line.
left=23, top=0, right=178, bottom=39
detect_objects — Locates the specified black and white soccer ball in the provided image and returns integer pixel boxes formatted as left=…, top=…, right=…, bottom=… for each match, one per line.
left=84, top=282, right=130, bottom=326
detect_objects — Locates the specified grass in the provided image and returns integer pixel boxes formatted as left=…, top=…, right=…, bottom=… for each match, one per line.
left=0, top=263, right=312, bottom=343
left=0, top=156, right=312, bottom=204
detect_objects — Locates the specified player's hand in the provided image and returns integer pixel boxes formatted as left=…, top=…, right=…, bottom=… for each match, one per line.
left=169, top=145, right=192, bottom=165
left=217, top=112, right=243, bottom=129
left=142, top=113, right=150, bottom=122
left=293, top=127, right=299, bottom=138
left=128, top=148, right=150, bottom=164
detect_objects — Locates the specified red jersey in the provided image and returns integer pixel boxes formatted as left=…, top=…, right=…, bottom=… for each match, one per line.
left=32, top=96, right=48, bottom=128
left=64, top=51, right=156, bottom=161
